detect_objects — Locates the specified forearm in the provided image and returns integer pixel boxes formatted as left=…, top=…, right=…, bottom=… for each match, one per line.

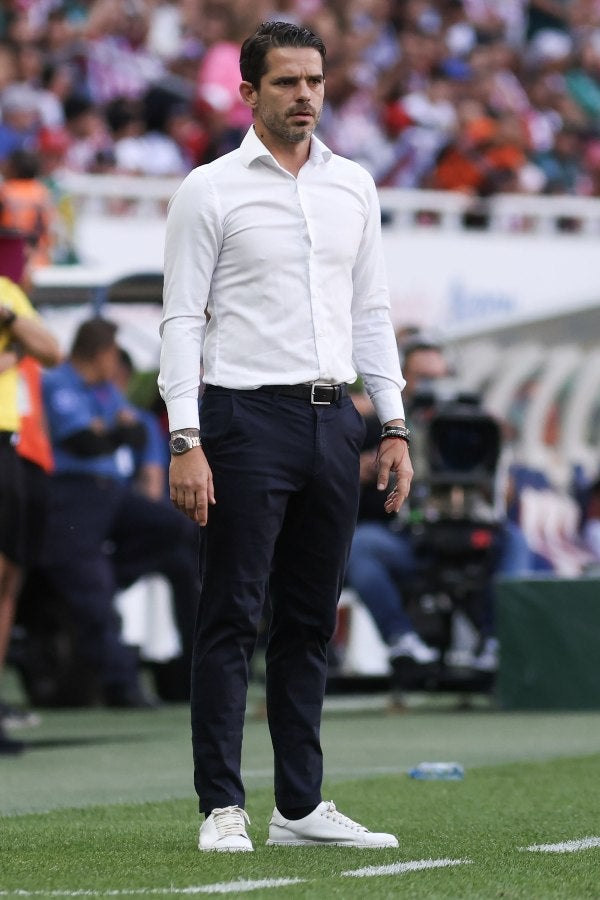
left=0, top=350, right=18, bottom=374
left=8, top=316, right=62, bottom=368
left=60, top=421, right=146, bottom=457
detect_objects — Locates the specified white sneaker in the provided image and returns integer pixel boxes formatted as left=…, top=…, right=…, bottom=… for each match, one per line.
left=471, top=637, right=499, bottom=672
left=266, top=801, right=398, bottom=848
left=198, top=806, right=253, bottom=852
left=389, top=631, right=440, bottom=665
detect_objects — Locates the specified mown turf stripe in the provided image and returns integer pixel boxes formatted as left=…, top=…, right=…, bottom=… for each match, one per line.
left=0, top=880, right=306, bottom=897
left=523, top=836, right=600, bottom=853
left=342, top=857, right=472, bottom=877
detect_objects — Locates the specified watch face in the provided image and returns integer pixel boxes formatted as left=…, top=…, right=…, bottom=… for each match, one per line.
left=170, top=436, right=189, bottom=454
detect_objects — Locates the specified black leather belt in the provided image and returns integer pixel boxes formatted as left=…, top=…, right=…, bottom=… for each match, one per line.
left=204, top=383, right=348, bottom=405
left=256, top=383, right=347, bottom=405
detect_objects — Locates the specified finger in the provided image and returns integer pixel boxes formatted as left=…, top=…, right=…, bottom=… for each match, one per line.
left=384, top=487, right=401, bottom=514
left=376, top=460, right=391, bottom=491
left=394, top=473, right=412, bottom=503
left=207, top=471, right=216, bottom=506
left=172, top=488, right=186, bottom=510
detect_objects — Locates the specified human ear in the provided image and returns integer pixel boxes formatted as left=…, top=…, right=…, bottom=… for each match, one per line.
left=239, top=81, right=257, bottom=109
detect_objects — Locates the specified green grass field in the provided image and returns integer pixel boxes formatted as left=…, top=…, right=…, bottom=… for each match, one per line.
left=1, top=683, right=600, bottom=899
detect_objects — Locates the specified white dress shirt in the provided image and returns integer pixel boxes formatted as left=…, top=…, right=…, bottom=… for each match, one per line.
left=159, top=126, right=405, bottom=431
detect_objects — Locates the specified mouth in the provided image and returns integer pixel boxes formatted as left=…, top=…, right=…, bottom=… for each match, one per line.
left=289, top=110, right=314, bottom=121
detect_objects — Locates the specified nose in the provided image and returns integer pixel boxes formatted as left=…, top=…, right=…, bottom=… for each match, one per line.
left=296, top=79, right=311, bottom=101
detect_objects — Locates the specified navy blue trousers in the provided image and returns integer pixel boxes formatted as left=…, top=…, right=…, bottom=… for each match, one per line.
left=193, top=387, right=365, bottom=814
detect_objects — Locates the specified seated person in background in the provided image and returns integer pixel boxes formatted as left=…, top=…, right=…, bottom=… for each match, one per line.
left=345, top=333, right=534, bottom=685
left=41, top=318, right=199, bottom=708
left=113, top=345, right=170, bottom=501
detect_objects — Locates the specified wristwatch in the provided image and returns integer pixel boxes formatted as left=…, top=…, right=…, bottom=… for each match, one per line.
left=169, top=433, right=202, bottom=455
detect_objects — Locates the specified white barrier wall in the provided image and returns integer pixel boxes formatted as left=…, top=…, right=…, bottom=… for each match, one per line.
left=36, top=176, right=600, bottom=343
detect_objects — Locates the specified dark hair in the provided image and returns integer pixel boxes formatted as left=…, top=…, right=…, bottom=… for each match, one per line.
left=71, top=318, right=118, bottom=360
left=117, top=345, right=134, bottom=373
left=105, top=97, right=142, bottom=135
left=5, top=149, right=40, bottom=179
left=63, top=94, right=94, bottom=123
left=400, top=332, right=445, bottom=368
left=239, top=21, right=326, bottom=88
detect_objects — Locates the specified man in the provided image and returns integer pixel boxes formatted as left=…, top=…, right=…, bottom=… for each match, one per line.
left=159, top=22, right=412, bottom=852
left=41, top=318, right=199, bottom=708
left=0, top=240, right=62, bottom=755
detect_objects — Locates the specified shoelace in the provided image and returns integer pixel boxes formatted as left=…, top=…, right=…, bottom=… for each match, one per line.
left=212, top=806, right=250, bottom=837
left=320, top=801, right=368, bottom=833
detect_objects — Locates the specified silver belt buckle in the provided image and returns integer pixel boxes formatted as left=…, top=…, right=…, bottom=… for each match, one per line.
left=310, top=383, right=334, bottom=405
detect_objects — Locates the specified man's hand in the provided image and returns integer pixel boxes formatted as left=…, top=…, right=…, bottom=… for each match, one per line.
left=376, top=438, right=413, bottom=514
left=169, top=446, right=215, bottom=525
left=117, top=408, right=139, bottom=426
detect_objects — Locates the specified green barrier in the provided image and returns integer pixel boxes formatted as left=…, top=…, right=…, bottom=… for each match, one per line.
left=496, top=578, right=600, bottom=710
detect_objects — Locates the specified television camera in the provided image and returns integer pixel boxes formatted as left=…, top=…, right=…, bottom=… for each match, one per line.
left=396, top=377, right=504, bottom=691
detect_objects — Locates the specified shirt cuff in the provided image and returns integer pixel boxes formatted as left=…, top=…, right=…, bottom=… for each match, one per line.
left=371, top=389, right=405, bottom=426
left=165, top=397, right=200, bottom=433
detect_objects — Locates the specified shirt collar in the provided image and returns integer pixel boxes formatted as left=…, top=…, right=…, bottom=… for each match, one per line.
left=239, top=125, right=332, bottom=168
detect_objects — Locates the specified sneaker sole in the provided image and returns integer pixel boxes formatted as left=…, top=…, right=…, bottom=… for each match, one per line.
left=198, top=846, right=254, bottom=853
left=266, top=839, right=398, bottom=848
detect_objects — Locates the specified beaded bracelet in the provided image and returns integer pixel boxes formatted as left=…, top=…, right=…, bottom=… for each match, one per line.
left=380, top=425, right=411, bottom=445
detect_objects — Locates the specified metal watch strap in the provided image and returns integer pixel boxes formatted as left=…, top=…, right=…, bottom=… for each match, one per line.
left=169, top=431, right=202, bottom=455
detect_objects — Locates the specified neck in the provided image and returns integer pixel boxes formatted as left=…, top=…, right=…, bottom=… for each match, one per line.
left=253, top=125, right=311, bottom=176
left=71, top=357, right=102, bottom=384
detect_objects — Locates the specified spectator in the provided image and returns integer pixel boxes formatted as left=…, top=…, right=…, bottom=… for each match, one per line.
left=63, top=93, right=115, bottom=173
left=37, top=125, right=79, bottom=264
left=0, top=148, right=56, bottom=267
left=37, top=61, right=75, bottom=129
left=0, top=41, right=18, bottom=94
left=381, top=68, right=459, bottom=187
left=427, top=111, right=531, bottom=195
left=317, top=54, right=396, bottom=182
left=82, top=0, right=165, bottom=105
left=0, top=231, right=62, bottom=755
left=565, top=31, right=600, bottom=123
left=40, top=317, right=199, bottom=708
left=0, top=82, right=41, bottom=162
left=107, top=88, right=191, bottom=176
left=194, top=4, right=254, bottom=160
left=534, top=123, right=584, bottom=193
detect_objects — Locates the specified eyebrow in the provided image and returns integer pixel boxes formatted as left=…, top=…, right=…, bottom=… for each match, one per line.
left=271, top=74, right=324, bottom=84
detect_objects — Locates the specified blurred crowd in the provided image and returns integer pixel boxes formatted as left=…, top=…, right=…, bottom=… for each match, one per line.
left=1, top=0, right=600, bottom=217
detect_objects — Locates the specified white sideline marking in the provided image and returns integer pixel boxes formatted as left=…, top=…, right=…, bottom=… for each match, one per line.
left=0, top=880, right=305, bottom=897
left=523, top=837, right=600, bottom=854
left=342, top=857, right=472, bottom=878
